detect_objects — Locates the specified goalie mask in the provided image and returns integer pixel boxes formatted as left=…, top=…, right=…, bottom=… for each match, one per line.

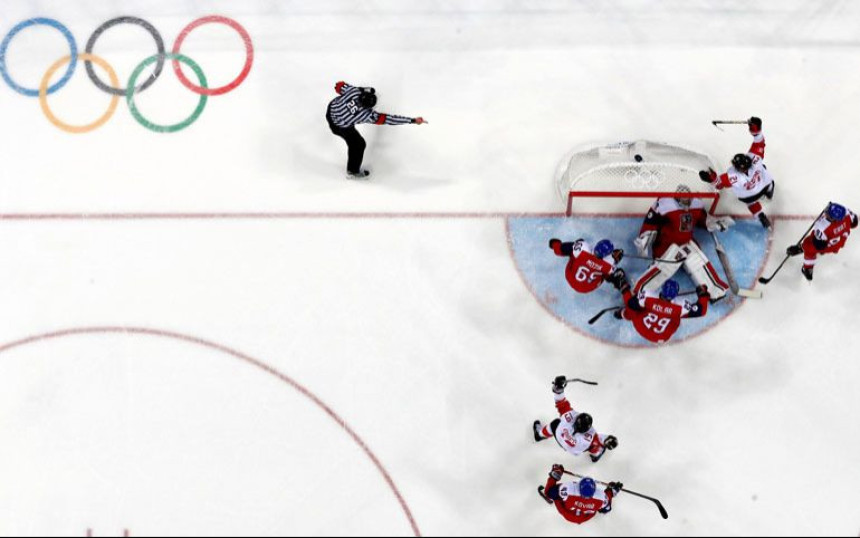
left=674, top=184, right=693, bottom=209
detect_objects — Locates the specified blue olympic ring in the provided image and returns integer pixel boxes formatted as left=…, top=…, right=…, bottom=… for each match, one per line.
left=0, top=18, right=77, bottom=97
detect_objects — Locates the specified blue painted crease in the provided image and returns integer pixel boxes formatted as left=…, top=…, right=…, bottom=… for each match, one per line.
left=508, top=217, right=769, bottom=347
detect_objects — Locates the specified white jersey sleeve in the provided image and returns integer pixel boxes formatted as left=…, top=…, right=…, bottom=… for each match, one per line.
left=571, top=239, right=592, bottom=260
left=812, top=215, right=831, bottom=242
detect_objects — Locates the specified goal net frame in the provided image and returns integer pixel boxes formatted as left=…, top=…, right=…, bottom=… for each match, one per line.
left=558, top=140, right=722, bottom=217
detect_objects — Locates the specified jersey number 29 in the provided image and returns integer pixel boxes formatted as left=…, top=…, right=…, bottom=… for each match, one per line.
left=643, top=313, right=671, bottom=334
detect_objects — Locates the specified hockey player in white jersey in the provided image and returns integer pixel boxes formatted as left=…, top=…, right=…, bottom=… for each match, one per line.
left=533, top=376, right=618, bottom=463
left=699, top=116, right=776, bottom=229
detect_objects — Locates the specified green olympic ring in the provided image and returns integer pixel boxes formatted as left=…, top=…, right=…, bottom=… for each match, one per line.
left=0, top=16, right=253, bottom=134
left=127, top=53, right=208, bottom=133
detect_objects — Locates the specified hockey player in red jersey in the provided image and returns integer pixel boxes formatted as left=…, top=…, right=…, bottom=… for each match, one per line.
left=786, top=202, right=858, bottom=281
left=607, top=270, right=711, bottom=344
left=699, top=116, right=776, bottom=229
left=533, top=376, right=618, bottom=462
left=539, top=464, right=622, bottom=525
left=632, top=185, right=733, bottom=302
left=549, top=238, right=624, bottom=294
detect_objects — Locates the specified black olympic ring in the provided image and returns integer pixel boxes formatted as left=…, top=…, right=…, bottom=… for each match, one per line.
left=0, top=15, right=253, bottom=133
left=84, top=16, right=166, bottom=96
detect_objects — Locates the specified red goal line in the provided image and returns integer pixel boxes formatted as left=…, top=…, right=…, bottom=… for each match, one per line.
left=567, top=191, right=721, bottom=217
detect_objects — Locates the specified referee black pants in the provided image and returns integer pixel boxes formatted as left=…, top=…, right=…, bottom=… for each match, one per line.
left=327, top=114, right=366, bottom=174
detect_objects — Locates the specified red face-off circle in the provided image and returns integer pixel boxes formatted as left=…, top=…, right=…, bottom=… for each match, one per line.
left=171, top=15, right=254, bottom=96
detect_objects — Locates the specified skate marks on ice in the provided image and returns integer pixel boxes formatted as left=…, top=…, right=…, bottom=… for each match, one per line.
left=0, top=327, right=419, bottom=536
left=506, top=217, right=769, bottom=348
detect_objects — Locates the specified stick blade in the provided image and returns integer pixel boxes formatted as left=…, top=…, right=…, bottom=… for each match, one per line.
left=737, top=288, right=763, bottom=299
left=656, top=501, right=669, bottom=519
left=569, top=378, right=599, bottom=386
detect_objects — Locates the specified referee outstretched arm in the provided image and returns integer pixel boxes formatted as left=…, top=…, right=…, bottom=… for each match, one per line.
left=326, top=81, right=426, bottom=179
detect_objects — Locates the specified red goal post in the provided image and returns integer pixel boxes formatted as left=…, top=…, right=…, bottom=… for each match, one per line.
left=557, top=140, right=721, bottom=217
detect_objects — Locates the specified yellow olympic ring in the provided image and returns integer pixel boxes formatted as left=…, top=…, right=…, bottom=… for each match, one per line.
left=39, top=53, right=119, bottom=134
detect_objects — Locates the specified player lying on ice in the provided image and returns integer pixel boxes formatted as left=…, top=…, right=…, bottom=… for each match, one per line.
left=786, top=202, right=857, bottom=281
left=699, top=116, right=776, bottom=230
left=548, top=238, right=624, bottom=294
left=533, top=376, right=618, bottom=462
left=606, top=270, right=711, bottom=344
left=633, top=185, right=733, bottom=303
left=538, top=464, right=622, bottom=525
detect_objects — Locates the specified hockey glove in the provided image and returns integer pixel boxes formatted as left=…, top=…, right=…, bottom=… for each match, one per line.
left=706, top=215, right=735, bottom=233
left=698, top=169, right=717, bottom=184
left=549, top=238, right=562, bottom=250
left=611, top=249, right=624, bottom=264
left=550, top=464, right=565, bottom=481
left=552, top=376, right=568, bottom=394
left=748, top=116, right=763, bottom=134
left=604, top=268, right=627, bottom=290
left=538, top=486, right=554, bottom=505
left=786, top=244, right=804, bottom=257
left=634, top=231, right=656, bottom=257
left=696, top=285, right=710, bottom=299
left=613, top=309, right=624, bottom=320
left=607, top=482, right=623, bottom=495
left=604, top=435, right=619, bottom=451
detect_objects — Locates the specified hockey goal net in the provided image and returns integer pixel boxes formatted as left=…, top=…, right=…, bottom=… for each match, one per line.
left=557, top=140, right=721, bottom=217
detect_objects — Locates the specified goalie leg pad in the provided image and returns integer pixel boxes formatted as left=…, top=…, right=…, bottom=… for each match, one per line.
left=682, top=242, right=729, bottom=299
left=633, top=244, right=685, bottom=295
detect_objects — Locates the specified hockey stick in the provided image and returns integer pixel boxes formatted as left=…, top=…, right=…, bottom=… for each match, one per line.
left=588, top=306, right=622, bottom=325
left=623, top=254, right=684, bottom=265
left=758, top=203, right=830, bottom=285
left=562, top=471, right=669, bottom=520
left=711, top=231, right=763, bottom=299
left=566, top=377, right=598, bottom=386
left=711, top=120, right=748, bottom=131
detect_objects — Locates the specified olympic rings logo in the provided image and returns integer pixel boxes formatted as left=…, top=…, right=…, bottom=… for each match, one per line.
left=0, top=16, right=254, bottom=133
left=623, top=168, right=665, bottom=190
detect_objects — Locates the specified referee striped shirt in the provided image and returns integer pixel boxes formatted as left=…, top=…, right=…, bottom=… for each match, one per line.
left=327, top=82, right=414, bottom=128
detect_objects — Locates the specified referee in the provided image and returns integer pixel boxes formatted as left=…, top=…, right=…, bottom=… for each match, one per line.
left=326, top=81, right=426, bottom=179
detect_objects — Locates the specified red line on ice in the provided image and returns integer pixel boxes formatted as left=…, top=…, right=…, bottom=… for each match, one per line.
left=0, top=211, right=816, bottom=221
left=0, top=327, right=422, bottom=537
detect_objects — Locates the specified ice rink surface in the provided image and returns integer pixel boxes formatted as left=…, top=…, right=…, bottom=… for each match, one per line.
left=1, top=0, right=859, bottom=535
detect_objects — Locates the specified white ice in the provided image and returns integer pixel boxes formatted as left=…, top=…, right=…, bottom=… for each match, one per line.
left=0, top=0, right=859, bottom=536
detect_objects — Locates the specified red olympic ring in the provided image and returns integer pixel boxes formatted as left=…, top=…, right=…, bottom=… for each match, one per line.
left=171, top=16, right=254, bottom=97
